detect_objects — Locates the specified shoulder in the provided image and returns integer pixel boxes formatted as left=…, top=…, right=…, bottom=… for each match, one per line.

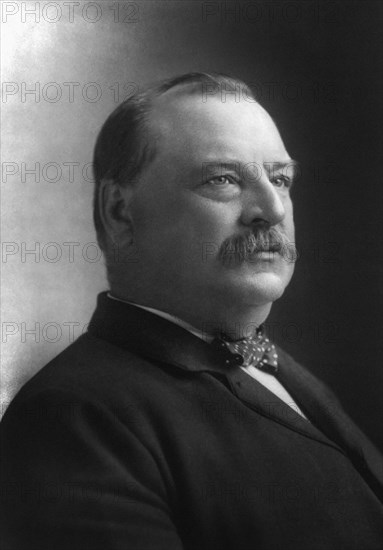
left=1, top=332, right=177, bottom=431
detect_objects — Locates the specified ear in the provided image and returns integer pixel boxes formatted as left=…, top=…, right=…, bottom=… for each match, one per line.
left=98, top=179, right=135, bottom=249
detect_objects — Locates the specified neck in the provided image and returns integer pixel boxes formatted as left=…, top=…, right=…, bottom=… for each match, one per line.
left=109, top=284, right=272, bottom=340
left=169, top=301, right=272, bottom=340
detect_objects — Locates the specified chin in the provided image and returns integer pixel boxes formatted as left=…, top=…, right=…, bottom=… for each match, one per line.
left=223, top=268, right=293, bottom=306
left=250, top=272, right=288, bottom=303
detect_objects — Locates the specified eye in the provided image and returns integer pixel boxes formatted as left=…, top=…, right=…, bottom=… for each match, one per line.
left=207, top=175, right=237, bottom=186
left=272, top=175, right=292, bottom=189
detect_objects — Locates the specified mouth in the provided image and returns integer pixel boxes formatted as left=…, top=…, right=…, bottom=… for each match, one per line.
left=247, top=242, right=283, bottom=263
left=250, top=242, right=282, bottom=254
left=249, top=250, right=280, bottom=262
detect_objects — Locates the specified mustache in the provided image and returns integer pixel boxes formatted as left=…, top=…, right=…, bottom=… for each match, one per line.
left=218, top=227, right=298, bottom=267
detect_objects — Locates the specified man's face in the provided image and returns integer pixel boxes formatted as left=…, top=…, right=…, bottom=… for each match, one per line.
left=127, top=91, right=296, bottom=322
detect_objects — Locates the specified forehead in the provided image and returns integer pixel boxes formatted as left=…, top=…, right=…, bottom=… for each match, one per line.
left=148, top=90, right=290, bottom=166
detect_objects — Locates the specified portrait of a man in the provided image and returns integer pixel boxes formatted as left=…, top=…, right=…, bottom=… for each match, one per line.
left=1, top=2, right=382, bottom=550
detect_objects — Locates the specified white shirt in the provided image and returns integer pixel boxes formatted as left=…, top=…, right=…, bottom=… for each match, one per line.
left=107, top=293, right=308, bottom=420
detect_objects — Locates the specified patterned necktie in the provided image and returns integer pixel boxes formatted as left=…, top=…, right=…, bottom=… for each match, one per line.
left=211, top=328, right=278, bottom=374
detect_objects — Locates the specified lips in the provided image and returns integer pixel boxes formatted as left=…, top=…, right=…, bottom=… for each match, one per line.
left=249, top=242, right=282, bottom=254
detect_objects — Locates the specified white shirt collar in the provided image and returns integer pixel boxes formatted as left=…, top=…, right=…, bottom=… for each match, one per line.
left=107, top=293, right=215, bottom=343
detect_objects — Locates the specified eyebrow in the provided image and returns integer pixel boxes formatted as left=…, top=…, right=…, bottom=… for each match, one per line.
left=199, top=159, right=301, bottom=180
left=265, top=160, right=301, bottom=174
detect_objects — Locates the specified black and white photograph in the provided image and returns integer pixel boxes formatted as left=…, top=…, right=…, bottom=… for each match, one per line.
left=1, top=1, right=383, bottom=548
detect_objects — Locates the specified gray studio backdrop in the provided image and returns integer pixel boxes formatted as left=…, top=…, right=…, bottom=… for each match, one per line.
left=2, top=1, right=382, bottom=449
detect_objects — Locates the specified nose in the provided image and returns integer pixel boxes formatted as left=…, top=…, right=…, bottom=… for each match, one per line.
left=240, top=177, right=286, bottom=227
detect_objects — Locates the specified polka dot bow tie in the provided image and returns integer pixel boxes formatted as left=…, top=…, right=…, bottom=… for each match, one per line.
left=211, top=329, right=279, bottom=374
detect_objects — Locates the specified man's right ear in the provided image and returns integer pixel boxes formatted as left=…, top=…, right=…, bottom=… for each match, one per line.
left=98, top=179, right=135, bottom=248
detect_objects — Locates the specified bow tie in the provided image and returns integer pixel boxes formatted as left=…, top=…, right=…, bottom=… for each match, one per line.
left=211, top=329, right=278, bottom=374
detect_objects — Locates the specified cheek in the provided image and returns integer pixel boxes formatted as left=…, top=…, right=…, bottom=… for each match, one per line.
left=150, top=194, right=238, bottom=240
left=131, top=185, right=242, bottom=263
left=184, top=194, right=240, bottom=234
left=185, top=208, right=241, bottom=260
left=283, top=201, right=295, bottom=234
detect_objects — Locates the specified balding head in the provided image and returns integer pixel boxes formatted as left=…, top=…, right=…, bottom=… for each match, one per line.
left=93, top=73, right=257, bottom=253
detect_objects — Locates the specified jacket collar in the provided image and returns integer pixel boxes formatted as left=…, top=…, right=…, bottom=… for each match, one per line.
left=88, top=292, right=235, bottom=375
left=107, top=293, right=215, bottom=343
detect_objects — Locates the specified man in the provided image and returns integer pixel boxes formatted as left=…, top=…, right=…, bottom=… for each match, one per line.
left=1, top=73, right=382, bottom=550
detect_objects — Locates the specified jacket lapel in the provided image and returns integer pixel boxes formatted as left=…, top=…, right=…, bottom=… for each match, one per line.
left=224, top=365, right=344, bottom=451
left=276, top=347, right=383, bottom=501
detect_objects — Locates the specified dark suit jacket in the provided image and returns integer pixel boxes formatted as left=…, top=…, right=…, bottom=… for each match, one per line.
left=1, top=292, right=383, bottom=550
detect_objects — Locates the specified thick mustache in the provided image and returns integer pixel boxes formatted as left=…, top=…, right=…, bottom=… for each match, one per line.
left=219, top=227, right=296, bottom=266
